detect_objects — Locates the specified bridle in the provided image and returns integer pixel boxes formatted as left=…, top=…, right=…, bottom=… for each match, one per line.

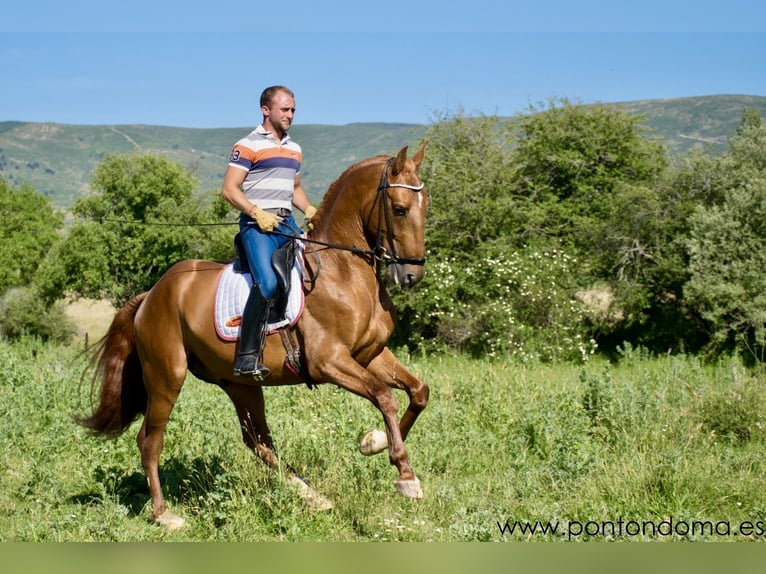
left=272, top=156, right=427, bottom=268
left=370, top=156, right=427, bottom=267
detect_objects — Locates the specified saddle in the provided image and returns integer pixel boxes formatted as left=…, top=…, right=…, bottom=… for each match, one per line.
left=216, top=234, right=301, bottom=338
left=217, top=233, right=314, bottom=386
left=233, top=233, right=297, bottom=325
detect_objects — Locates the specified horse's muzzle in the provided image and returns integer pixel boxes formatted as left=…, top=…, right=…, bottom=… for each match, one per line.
left=387, top=263, right=425, bottom=289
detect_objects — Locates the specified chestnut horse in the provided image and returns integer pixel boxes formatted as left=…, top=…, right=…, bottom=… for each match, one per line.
left=78, top=144, right=430, bottom=530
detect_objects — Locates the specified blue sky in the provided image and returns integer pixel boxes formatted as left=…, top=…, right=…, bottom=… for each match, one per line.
left=2, top=2, right=765, bottom=128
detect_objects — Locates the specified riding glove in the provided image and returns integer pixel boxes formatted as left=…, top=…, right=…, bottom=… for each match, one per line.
left=304, top=205, right=318, bottom=229
left=249, top=206, right=282, bottom=232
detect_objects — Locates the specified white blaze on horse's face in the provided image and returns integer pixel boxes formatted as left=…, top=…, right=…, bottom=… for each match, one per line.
left=375, top=146, right=429, bottom=290
left=384, top=186, right=427, bottom=289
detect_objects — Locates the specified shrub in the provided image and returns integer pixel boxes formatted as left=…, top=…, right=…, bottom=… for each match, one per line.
left=0, top=287, right=75, bottom=343
left=394, top=241, right=598, bottom=362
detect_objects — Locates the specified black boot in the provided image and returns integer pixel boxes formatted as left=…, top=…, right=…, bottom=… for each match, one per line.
left=233, top=286, right=272, bottom=379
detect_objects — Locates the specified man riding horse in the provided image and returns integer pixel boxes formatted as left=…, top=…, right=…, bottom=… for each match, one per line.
left=221, top=85, right=317, bottom=379
left=80, top=140, right=429, bottom=529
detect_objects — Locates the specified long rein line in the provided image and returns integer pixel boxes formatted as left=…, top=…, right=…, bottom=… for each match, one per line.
left=96, top=217, right=380, bottom=260
left=269, top=226, right=377, bottom=260
left=98, top=158, right=426, bottom=265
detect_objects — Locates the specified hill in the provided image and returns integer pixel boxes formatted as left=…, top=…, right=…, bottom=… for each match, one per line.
left=0, top=121, right=425, bottom=207
left=609, top=94, right=766, bottom=155
left=1, top=94, right=764, bottom=208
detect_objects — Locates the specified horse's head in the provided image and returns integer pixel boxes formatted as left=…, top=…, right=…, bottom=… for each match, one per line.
left=374, top=143, right=429, bottom=289
left=309, top=142, right=429, bottom=289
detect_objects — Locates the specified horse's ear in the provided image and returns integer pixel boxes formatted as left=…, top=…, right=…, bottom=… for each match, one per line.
left=391, top=146, right=409, bottom=177
left=411, top=141, right=427, bottom=173
left=391, top=142, right=428, bottom=176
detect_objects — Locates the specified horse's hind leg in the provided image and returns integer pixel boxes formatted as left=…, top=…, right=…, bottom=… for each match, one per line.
left=360, top=347, right=429, bottom=457
left=137, top=361, right=186, bottom=531
left=221, top=383, right=278, bottom=469
left=221, top=382, right=332, bottom=511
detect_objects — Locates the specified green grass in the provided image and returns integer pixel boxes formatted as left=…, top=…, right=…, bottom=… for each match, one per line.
left=2, top=338, right=766, bottom=541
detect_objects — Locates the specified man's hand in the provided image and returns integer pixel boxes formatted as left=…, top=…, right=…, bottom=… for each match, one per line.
left=304, top=205, right=318, bottom=229
left=249, top=206, right=282, bottom=232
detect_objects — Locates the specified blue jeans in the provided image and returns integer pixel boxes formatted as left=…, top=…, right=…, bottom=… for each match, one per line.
left=238, top=212, right=297, bottom=299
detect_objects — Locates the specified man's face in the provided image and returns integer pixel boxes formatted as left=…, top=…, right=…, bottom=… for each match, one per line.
left=263, top=90, right=295, bottom=134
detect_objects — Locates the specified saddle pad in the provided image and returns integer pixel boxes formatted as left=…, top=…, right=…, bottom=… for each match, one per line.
left=214, top=263, right=304, bottom=341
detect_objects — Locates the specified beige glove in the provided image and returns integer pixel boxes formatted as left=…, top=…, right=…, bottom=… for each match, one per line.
left=249, top=206, right=282, bottom=232
left=304, top=205, right=318, bottom=229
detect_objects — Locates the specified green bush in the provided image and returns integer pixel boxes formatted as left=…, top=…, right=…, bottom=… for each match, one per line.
left=683, top=112, right=766, bottom=361
left=394, top=241, right=597, bottom=362
left=0, top=287, right=75, bottom=343
left=0, top=179, right=64, bottom=295
left=36, top=153, right=235, bottom=308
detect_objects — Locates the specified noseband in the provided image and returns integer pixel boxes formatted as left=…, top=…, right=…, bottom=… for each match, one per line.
left=373, top=157, right=427, bottom=267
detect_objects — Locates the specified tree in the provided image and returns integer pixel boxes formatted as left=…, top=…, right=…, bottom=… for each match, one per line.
left=0, top=179, right=63, bottom=294
left=419, top=110, right=516, bottom=256
left=683, top=110, right=766, bottom=360
left=36, top=153, right=235, bottom=307
left=509, top=98, right=668, bottom=256
left=394, top=101, right=692, bottom=358
left=393, top=107, right=602, bottom=360
left=0, top=179, right=75, bottom=341
left=507, top=100, right=699, bottom=353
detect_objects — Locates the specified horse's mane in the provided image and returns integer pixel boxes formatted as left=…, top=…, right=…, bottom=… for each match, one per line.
left=313, top=154, right=388, bottom=223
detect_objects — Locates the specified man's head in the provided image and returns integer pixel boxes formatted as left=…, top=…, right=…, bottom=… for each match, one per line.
left=261, top=85, right=296, bottom=137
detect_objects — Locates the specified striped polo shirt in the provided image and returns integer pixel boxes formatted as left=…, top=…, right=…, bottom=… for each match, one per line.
left=228, top=125, right=302, bottom=211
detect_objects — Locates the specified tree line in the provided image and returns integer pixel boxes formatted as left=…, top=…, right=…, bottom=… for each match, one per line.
left=2, top=99, right=765, bottom=363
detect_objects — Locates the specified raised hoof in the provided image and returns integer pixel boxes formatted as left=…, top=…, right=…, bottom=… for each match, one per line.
left=287, top=475, right=334, bottom=512
left=154, top=510, right=186, bottom=531
left=394, top=477, right=423, bottom=499
left=359, top=429, right=388, bottom=456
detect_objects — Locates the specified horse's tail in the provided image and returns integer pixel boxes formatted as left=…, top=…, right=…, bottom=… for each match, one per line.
left=75, top=292, right=149, bottom=438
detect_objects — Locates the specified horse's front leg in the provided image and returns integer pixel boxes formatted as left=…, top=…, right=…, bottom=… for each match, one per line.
left=317, top=351, right=423, bottom=499
left=360, top=347, right=430, bottom=455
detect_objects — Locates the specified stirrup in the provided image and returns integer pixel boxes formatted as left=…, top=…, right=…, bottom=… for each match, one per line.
left=233, top=355, right=270, bottom=379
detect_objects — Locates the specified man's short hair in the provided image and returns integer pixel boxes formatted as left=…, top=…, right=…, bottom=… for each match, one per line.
left=261, top=85, right=295, bottom=108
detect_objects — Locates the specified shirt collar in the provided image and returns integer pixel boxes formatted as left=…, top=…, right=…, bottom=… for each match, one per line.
left=256, top=124, right=290, bottom=144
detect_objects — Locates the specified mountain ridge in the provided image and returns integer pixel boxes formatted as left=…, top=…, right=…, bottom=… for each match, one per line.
left=2, top=94, right=764, bottom=208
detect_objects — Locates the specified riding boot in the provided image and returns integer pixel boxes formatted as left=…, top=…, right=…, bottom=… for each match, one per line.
left=233, top=285, right=272, bottom=379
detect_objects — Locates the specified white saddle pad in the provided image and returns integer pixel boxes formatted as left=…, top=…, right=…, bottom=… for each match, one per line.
left=214, top=261, right=304, bottom=341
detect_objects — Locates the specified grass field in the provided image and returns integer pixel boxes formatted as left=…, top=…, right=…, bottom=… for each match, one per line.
left=1, top=337, right=766, bottom=542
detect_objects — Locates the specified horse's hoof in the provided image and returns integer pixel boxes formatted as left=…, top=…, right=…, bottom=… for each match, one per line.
left=359, top=429, right=388, bottom=456
left=394, top=477, right=423, bottom=499
left=154, top=510, right=186, bottom=531
left=287, top=474, right=334, bottom=511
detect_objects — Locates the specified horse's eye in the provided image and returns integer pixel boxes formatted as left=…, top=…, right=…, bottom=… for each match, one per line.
left=393, top=206, right=408, bottom=217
